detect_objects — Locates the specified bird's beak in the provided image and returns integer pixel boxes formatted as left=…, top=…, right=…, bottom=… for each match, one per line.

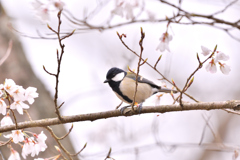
left=104, top=79, right=109, bottom=83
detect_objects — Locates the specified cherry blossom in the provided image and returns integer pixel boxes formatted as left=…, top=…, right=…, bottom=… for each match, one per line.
left=4, top=79, right=17, bottom=94
left=201, top=46, right=230, bottom=75
left=0, top=98, right=7, bottom=115
left=201, top=46, right=211, bottom=56
left=1, top=113, right=13, bottom=127
left=31, top=0, right=50, bottom=23
left=156, top=32, right=172, bottom=52
left=35, top=131, right=48, bottom=152
left=10, top=101, right=30, bottom=115
left=31, top=0, right=65, bottom=23
left=12, top=85, right=25, bottom=101
left=8, top=148, right=21, bottom=160
left=215, top=51, right=229, bottom=61
left=25, top=87, right=39, bottom=104
left=22, top=138, right=35, bottom=159
left=5, top=130, right=25, bottom=144
left=219, top=62, right=231, bottom=75
left=111, top=0, right=139, bottom=20
left=205, top=58, right=217, bottom=73
left=31, top=143, right=42, bottom=157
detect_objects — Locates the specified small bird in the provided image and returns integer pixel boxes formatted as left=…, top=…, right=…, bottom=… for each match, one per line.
left=104, top=67, right=177, bottom=113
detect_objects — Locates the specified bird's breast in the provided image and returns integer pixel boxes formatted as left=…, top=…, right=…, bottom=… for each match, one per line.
left=119, top=77, right=153, bottom=103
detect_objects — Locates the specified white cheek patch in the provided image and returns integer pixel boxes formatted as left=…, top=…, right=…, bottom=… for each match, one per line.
left=112, top=72, right=125, bottom=82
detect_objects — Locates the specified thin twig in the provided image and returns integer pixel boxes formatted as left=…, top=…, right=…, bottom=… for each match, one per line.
left=47, top=10, right=75, bottom=121
left=0, top=40, right=12, bottom=66
left=45, top=126, right=72, bottom=160
left=70, top=143, right=87, bottom=157
left=57, top=124, right=73, bottom=140
left=9, top=109, right=18, bottom=129
left=131, top=27, right=145, bottom=111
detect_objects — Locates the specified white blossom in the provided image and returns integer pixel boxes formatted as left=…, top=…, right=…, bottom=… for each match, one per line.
left=8, top=148, right=20, bottom=160
left=201, top=46, right=211, bottom=56
left=5, top=130, right=25, bottom=144
left=206, top=58, right=217, bottom=73
left=219, top=63, right=231, bottom=75
left=12, top=85, right=25, bottom=101
left=10, top=101, right=29, bottom=115
left=32, top=1, right=50, bottom=23
left=22, top=138, right=35, bottom=159
left=111, top=0, right=139, bottom=20
left=36, top=131, right=47, bottom=152
left=4, top=79, right=17, bottom=94
left=1, top=114, right=13, bottom=127
left=156, top=32, right=172, bottom=52
left=31, top=143, right=41, bottom=157
left=215, top=51, right=229, bottom=61
left=25, top=87, right=39, bottom=104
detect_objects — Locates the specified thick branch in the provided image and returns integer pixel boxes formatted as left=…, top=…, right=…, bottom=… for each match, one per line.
left=0, top=100, right=239, bottom=133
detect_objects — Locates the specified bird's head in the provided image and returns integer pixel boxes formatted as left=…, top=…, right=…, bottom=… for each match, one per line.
left=104, top=67, right=126, bottom=83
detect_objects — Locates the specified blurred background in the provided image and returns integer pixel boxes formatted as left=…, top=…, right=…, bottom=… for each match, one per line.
left=0, top=0, right=240, bottom=159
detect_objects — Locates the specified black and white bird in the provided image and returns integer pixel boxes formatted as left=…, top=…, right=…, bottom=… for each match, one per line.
left=104, top=67, right=177, bottom=113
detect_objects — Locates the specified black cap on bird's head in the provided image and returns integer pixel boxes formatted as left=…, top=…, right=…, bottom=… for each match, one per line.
left=104, top=67, right=126, bottom=83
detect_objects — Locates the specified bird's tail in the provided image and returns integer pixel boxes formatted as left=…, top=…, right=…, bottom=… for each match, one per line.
left=159, top=87, right=178, bottom=94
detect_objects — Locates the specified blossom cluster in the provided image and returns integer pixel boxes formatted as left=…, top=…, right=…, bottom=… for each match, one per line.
left=6, top=131, right=47, bottom=160
left=0, top=79, right=47, bottom=160
left=201, top=46, right=231, bottom=75
left=0, top=79, right=38, bottom=115
left=31, top=0, right=65, bottom=22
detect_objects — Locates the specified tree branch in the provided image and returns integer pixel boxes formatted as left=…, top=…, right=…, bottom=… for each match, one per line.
left=0, top=100, right=239, bottom=133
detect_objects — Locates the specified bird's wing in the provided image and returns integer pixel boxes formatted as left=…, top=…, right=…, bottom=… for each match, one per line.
left=126, top=72, right=160, bottom=89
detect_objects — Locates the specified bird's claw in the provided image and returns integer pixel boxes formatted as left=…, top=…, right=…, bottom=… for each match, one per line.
left=120, top=103, right=143, bottom=115
left=120, top=105, right=131, bottom=115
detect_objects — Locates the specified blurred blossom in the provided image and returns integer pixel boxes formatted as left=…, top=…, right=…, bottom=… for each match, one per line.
left=156, top=32, right=172, bottom=52
left=112, top=0, right=139, bottom=20
left=53, top=0, right=65, bottom=10
left=31, top=0, right=65, bottom=22
left=201, top=46, right=211, bottom=56
left=31, top=1, right=50, bottom=23
left=215, top=51, right=229, bottom=61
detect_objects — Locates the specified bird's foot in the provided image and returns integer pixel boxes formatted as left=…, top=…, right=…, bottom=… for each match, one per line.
left=120, top=105, right=131, bottom=115
left=120, top=102, right=143, bottom=115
